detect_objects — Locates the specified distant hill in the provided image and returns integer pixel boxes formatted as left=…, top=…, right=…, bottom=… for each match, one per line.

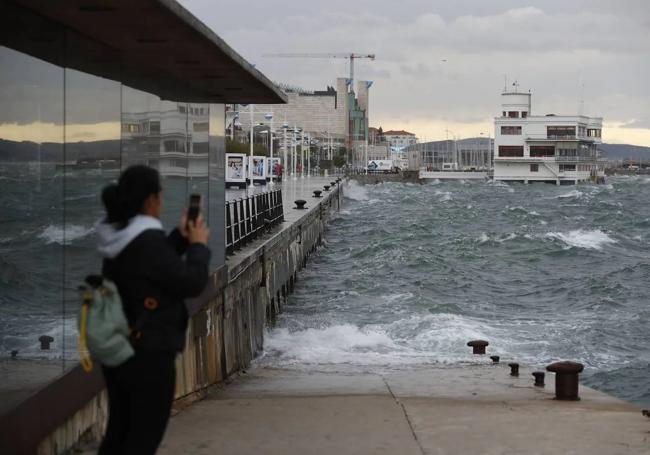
left=0, top=139, right=120, bottom=162
left=599, top=143, right=650, bottom=161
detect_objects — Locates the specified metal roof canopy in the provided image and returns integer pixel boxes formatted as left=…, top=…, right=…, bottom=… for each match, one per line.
left=3, top=0, right=287, bottom=104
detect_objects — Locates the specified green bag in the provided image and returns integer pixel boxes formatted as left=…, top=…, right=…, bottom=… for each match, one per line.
left=78, top=277, right=134, bottom=371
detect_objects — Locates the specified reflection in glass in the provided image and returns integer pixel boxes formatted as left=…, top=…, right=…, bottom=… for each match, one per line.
left=0, top=45, right=65, bottom=410
left=62, top=68, right=120, bottom=368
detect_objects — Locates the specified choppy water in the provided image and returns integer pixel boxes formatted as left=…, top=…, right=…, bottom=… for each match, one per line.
left=260, top=177, right=650, bottom=408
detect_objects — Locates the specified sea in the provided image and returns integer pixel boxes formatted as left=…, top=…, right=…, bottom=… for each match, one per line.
left=258, top=177, right=650, bottom=408
left=2, top=169, right=650, bottom=408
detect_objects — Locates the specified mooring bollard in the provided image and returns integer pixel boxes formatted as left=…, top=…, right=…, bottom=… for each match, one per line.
left=546, top=361, right=584, bottom=400
left=11, top=350, right=18, bottom=359
left=313, top=190, right=322, bottom=198
left=323, top=185, right=331, bottom=191
left=39, top=335, right=54, bottom=350
left=508, top=362, right=519, bottom=377
left=532, top=371, right=545, bottom=387
left=467, top=340, right=489, bottom=354
left=330, top=181, right=336, bottom=186
left=642, top=410, right=650, bottom=418
left=294, top=199, right=307, bottom=210
left=490, top=355, right=500, bottom=363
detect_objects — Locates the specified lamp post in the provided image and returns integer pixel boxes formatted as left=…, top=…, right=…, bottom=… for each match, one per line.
left=249, top=104, right=255, bottom=189
left=265, top=113, right=274, bottom=185
left=292, top=126, right=298, bottom=180
left=227, top=106, right=239, bottom=141
left=307, top=132, right=311, bottom=178
left=300, top=129, right=306, bottom=179
left=282, top=122, right=288, bottom=182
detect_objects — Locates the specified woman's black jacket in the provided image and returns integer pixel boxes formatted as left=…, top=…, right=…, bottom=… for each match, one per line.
left=103, top=229, right=211, bottom=352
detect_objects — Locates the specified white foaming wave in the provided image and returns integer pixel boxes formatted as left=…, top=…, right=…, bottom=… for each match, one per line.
left=544, top=229, right=617, bottom=250
left=556, top=189, right=583, bottom=199
left=38, top=224, right=94, bottom=245
left=478, top=232, right=489, bottom=243
left=263, top=324, right=404, bottom=366
left=261, top=313, right=500, bottom=368
left=435, top=190, right=452, bottom=202
left=344, top=181, right=369, bottom=201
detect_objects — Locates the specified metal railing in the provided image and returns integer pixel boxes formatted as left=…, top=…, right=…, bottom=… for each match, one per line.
left=225, top=189, right=284, bottom=255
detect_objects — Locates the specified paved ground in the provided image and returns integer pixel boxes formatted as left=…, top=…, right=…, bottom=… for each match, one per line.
left=159, top=365, right=650, bottom=455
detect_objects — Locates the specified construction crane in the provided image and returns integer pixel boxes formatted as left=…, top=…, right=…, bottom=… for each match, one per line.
left=261, top=53, right=375, bottom=92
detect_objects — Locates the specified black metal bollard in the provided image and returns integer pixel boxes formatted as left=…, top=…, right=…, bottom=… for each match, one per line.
left=294, top=199, right=307, bottom=210
left=532, top=371, right=545, bottom=387
left=508, top=363, right=519, bottom=377
left=323, top=185, right=330, bottom=191
left=39, top=335, right=54, bottom=350
left=330, top=181, right=336, bottom=186
left=467, top=340, right=489, bottom=355
left=490, top=355, right=500, bottom=363
left=313, top=190, right=322, bottom=198
left=546, top=361, right=584, bottom=401
left=11, top=350, right=18, bottom=359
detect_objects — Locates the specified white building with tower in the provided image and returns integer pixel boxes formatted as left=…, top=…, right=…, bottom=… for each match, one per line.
left=493, top=88, right=603, bottom=184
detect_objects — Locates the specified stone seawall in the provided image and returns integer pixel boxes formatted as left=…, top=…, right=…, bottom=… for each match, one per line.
left=33, top=180, right=344, bottom=455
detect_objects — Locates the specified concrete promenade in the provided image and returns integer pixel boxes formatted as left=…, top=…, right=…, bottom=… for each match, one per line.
left=159, top=365, right=649, bottom=455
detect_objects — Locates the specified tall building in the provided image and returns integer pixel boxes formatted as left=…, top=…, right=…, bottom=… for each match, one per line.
left=493, top=90, right=603, bottom=184
left=230, top=78, right=371, bottom=153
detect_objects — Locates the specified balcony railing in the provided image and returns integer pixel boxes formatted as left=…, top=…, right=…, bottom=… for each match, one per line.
left=555, top=155, right=597, bottom=162
left=225, top=189, right=285, bottom=255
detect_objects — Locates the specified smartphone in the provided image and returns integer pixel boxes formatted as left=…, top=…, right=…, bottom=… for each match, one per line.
left=187, top=194, right=201, bottom=225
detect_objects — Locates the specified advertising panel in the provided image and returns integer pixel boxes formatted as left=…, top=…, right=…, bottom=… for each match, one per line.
left=226, top=153, right=246, bottom=188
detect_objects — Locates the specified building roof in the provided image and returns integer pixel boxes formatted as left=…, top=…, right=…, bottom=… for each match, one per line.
left=3, top=0, right=287, bottom=104
left=384, top=130, right=416, bottom=136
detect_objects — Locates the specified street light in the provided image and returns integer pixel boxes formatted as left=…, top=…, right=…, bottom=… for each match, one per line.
left=264, top=113, right=274, bottom=185
left=248, top=104, right=255, bottom=189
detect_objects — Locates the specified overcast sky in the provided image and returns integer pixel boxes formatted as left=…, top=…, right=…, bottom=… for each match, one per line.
left=181, top=0, right=650, bottom=145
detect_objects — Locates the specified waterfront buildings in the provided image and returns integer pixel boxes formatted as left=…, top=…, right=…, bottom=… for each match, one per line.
left=493, top=90, right=603, bottom=184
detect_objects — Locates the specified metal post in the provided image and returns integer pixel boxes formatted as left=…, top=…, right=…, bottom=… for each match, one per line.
left=249, top=104, right=255, bottom=189
left=307, top=132, right=311, bottom=178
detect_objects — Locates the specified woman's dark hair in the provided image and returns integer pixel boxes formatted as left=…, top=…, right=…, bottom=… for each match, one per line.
left=102, top=165, right=161, bottom=228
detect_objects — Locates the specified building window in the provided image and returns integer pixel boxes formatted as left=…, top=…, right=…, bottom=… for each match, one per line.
left=530, top=163, right=539, bottom=172
left=522, top=112, right=528, bottom=118
left=530, top=146, right=555, bottom=157
left=498, top=146, right=524, bottom=157
left=588, top=128, right=601, bottom=138
left=508, top=111, right=519, bottom=118
left=547, top=126, right=576, bottom=139
left=193, top=122, right=209, bottom=132
left=559, top=164, right=576, bottom=172
left=502, top=111, right=506, bottom=117
left=501, top=126, right=522, bottom=135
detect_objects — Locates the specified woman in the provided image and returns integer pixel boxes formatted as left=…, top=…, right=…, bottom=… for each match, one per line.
left=95, top=165, right=210, bottom=454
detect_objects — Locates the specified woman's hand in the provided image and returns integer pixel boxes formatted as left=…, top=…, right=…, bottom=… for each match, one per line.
left=187, top=214, right=209, bottom=245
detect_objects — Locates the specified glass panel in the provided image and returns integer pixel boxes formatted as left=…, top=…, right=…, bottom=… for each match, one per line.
left=159, top=100, right=188, bottom=229
left=209, top=104, right=226, bottom=268
left=62, top=66, right=121, bottom=369
left=0, top=45, right=65, bottom=412
left=187, top=103, right=209, bottom=252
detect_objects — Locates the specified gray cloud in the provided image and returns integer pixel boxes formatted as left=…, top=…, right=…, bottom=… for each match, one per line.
left=180, top=0, right=650, bottom=136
